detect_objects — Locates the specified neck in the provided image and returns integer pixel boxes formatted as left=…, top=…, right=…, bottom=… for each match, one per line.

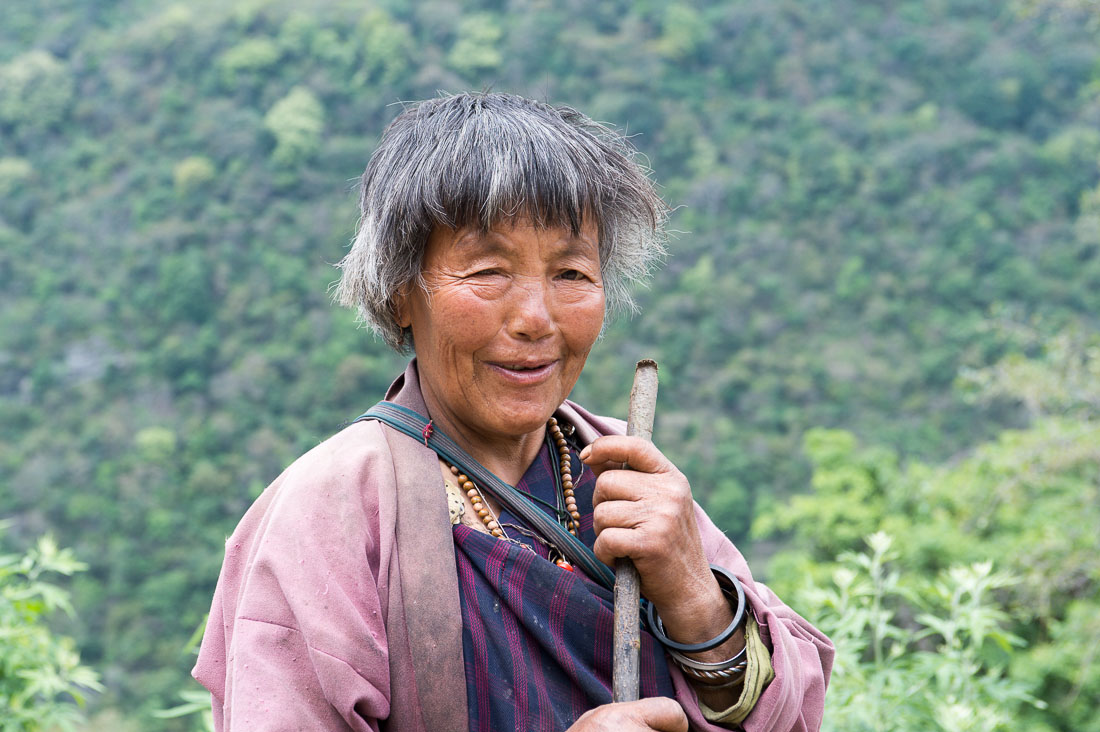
left=418, top=384, right=547, bottom=487
left=469, top=429, right=546, bottom=487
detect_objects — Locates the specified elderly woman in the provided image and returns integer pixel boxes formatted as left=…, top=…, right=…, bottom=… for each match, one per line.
left=194, top=93, right=832, bottom=732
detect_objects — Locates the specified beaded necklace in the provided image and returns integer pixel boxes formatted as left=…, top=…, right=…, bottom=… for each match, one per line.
left=446, top=417, right=579, bottom=571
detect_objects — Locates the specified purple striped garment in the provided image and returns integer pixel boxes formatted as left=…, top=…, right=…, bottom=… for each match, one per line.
left=454, top=436, right=677, bottom=732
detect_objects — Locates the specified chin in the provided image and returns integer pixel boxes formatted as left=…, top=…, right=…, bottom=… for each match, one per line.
left=493, top=405, right=559, bottom=438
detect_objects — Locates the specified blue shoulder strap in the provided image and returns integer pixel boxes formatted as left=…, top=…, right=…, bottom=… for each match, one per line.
left=355, top=401, right=618, bottom=591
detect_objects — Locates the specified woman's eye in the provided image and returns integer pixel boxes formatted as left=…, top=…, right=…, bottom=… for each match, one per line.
left=559, top=269, right=587, bottom=281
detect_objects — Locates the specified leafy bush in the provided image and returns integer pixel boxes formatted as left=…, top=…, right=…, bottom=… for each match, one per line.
left=800, top=533, right=1042, bottom=732
left=0, top=529, right=102, bottom=731
left=758, top=332, right=1100, bottom=731
left=153, top=619, right=213, bottom=732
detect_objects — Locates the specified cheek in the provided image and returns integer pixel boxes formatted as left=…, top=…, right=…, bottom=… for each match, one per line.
left=429, top=296, right=502, bottom=355
left=564, top=293, right=605, bottom=354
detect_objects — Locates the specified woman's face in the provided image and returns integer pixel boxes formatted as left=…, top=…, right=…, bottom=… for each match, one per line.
left=395, top=218, right=605, bottom=447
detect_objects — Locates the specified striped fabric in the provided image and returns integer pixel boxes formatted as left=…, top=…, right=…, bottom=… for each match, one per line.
left=454, top=436, right=676, bottom=732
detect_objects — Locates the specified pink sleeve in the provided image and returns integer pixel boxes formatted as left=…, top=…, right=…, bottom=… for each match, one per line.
left=193, top=438, right=398, bottom=731
left=672, top=504, right=834, bottom=732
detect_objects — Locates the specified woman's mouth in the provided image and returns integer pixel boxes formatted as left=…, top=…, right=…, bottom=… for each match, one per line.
left=487, top=360, right=557, bottom=382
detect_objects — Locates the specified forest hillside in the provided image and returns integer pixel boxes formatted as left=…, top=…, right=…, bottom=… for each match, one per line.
left=1, top=0, right=1098, bottom=729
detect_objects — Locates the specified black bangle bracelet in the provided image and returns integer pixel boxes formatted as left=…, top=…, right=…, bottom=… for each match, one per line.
left=646, top=564, right=746, bottom=653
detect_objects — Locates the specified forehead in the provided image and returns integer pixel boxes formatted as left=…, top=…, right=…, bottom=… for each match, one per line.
left=426, top=218, right=600, bottom=260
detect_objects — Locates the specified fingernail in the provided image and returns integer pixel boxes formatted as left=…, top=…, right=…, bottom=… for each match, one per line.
left=579, top=445, right=591, bottom=461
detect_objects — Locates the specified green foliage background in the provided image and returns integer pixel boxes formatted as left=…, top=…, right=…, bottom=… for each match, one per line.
left=758, top=331, right=1100, bottom=730
left=0, top=0, right=1098, bottom=728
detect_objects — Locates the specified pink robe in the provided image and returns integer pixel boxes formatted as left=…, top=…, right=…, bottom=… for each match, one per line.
left=194, top=362, right=833, bottom=730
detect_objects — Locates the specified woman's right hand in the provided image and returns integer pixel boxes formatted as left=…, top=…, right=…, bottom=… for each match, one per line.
left=568, top=699, right=689, bottom=732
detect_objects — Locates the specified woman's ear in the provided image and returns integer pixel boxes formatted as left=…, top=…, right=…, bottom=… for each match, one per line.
left=392, top=284, right=412, bottom=329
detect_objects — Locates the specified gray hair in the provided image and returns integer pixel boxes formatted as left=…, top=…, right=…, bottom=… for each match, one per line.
left=334, top=92, right=668, bottom=351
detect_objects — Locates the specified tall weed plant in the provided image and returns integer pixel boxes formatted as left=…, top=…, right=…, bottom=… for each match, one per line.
left=800, top=532, right=1043, bottom=732
left=0, top=526, right=102, bottom=731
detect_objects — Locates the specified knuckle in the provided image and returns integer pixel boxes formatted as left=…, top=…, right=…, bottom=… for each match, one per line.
left=598, top=473, right=624, bottom=497
left=648, top=501, right=678, bottom=527
left=591, top=505, right=608, bottom=533
left=592, top=537, right=614, bottom=565
left=669, top=478, right=692, bottom=502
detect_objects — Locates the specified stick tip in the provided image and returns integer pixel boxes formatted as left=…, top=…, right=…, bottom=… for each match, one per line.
left=635, top=358, right=658, bottom=371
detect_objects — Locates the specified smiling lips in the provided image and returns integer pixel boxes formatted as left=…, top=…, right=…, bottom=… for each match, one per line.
left=487, top=360, right=558, bottom=382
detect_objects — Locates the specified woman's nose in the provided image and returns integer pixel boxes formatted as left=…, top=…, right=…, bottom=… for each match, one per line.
left=507, top=278, right=554, bottom=341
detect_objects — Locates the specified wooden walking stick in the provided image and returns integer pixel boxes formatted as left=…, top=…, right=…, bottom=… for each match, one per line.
left=612, top=359, right=659, bottom=703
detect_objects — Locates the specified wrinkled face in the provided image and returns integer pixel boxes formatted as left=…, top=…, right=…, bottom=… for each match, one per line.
left=395, top=218, right=605, bottom=446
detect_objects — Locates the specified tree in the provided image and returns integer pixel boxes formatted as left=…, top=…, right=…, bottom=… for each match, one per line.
left=263, top=87, right=325, bottom=167
left=0, top=50, right=74, bottom=132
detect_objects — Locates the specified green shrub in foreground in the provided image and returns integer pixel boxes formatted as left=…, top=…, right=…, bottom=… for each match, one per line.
left=0, top=528, right=102, bottom=731
left=801, top=533, right=1043, bottom=732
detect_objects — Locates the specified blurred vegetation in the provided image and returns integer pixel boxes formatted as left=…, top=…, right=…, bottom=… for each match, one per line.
left=1, top=0, right=1098, bottom=728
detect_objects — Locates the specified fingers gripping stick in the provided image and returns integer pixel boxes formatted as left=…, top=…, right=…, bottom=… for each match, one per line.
left=612, top=359, right=658, bottom=703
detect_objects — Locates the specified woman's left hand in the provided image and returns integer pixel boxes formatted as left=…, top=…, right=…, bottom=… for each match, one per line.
left=579, top=435, right=735, bottom=644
